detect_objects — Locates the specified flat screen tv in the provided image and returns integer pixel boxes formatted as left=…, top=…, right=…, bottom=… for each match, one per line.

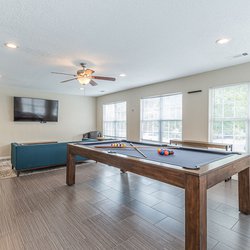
left=14, top=97, right=58, bottom=122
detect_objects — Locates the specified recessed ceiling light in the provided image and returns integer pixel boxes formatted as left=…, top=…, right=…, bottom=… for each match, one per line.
left=5, top=42, right=18, bottom=49
left=216, top=38, right=231, bottom=45
left=80, top=87, right=84, bottom=90
left=119, top=73, right=126, bottom=77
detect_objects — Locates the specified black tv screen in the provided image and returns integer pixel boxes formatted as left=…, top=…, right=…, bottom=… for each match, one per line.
left=14, top=97, right=58, bottom=122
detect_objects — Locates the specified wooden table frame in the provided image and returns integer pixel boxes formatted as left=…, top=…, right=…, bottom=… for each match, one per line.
left=66, top=143, right=250, bottom=250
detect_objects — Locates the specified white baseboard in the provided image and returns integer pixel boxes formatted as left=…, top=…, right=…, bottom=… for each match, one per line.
left=0, top=156, right=10, bottom=161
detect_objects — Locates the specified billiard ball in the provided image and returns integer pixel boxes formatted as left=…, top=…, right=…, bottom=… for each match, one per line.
left=158, top=148, right=174, bottom=156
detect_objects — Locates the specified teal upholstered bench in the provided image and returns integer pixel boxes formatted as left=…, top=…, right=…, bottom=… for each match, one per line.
left=11, top=140, right=95, bottom=176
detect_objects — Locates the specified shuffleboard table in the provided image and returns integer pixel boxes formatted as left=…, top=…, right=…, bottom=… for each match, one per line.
left=66, top=140, right=250, bottom=250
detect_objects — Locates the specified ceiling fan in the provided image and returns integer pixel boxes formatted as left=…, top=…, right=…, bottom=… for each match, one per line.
left=51, top=63, right=116, bottom=86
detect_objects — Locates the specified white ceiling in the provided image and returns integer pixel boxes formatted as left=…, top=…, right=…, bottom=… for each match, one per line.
left=0, top=0, right=250, bottom=97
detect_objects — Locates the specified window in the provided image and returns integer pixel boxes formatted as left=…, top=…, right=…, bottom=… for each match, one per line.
left=140, top=94, right=182, bottom=142
left=209, top=83, right=249, bottom=152
left=103, top=102, right=126, bottom=138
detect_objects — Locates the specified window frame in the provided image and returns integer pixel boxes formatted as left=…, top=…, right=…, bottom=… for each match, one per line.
left=102, top=101, right=127, bottom=139
left=209, top=82, right=250, bottom=153
left=140, top=93, right=183, bottom=143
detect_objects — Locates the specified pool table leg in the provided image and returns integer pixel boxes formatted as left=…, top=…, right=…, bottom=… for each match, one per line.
left=238, top=167, right=250, bottom=214
left=185, top=174, right=207, bottom=250
left=67, top=152, right=76, bottom=186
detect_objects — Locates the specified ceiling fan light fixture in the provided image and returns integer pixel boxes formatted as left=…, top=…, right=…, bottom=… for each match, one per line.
left=53, top=63, right=115, bottom=86
left=78, top=77, right=90, bottom=85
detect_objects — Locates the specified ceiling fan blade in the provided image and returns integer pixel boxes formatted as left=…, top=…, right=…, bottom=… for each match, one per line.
left=60, top=77, right=78, bottom=83
left=89, top=80, right=98, bottom=86
left=91, top=76, right=116, bottom=81
left=51, top=72, right=76, bottom=77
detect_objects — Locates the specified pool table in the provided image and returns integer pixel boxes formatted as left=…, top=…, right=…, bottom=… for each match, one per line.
left=66, top=140, right=250, bottom=250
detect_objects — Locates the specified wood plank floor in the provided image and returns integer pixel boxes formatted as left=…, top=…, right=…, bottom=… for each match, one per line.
left=0, top=161, right=249, bottom=250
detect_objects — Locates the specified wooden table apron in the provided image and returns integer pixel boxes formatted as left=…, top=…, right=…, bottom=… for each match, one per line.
left=66, top=143, right=250, bottom=250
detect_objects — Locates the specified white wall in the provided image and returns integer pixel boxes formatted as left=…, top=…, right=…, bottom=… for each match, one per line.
left=0, top=86, right=96, bottom=157
left=97, top=62, right=250, bottom=142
